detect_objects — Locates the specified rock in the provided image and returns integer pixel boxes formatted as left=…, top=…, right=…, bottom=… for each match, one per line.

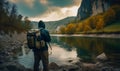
left=96, top=53, right=107, bottom=62
left=77, top=0, right=110, bottom=20
left=0, top=62, right=27, bottom=71
left=68, top=67, right=79, bottom=71
left=82, top=63, right=96, bottom=71
left=0, top=34, right=28, bottom=71
left=100, top=66, right=114, bottom=71
left=26, top=68, right=33, bottom=71
left=68, top=60, right=73, bottom=63
left=95, top=59, right=120, bottom=71
left=60, top=64, right=80, bottom=71
left=0, top=34, right=23, bottom=63
left=49, top=62, right=59, bottom=70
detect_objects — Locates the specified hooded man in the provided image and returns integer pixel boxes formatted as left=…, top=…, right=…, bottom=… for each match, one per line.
left=33, top=20, right=51, bottom=71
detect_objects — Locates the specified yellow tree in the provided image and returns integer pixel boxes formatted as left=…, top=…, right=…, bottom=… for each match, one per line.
left=104, top=8, right=116, bottom=25
left=24, top=17, right=31, bottom=31
left=65, top=23, right=76, bottom=34
left=83, top=21, right=92, bottom=32
left=96, top=18, right=105, bottom=30
left=88, top=16, right=98, bottom=29
left=75, top=23, right=83, bottom=33
left=95, top=15, right=105, bottom=30
left=110, top=5, right=120, bottom=20
left=59, top=26, right=66, bottom=34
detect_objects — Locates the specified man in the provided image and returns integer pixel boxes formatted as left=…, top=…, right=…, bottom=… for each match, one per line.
left=33, top=20, right=51, bottom=71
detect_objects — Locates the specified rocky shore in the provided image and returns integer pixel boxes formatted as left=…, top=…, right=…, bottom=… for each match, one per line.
left=0, top=33, right=120, bottom=71
left=49, top=53, right=120, bottom=71
left=0, top=33, right=29, bottom=71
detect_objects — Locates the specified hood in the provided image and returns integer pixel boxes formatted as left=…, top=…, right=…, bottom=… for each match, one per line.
left=38, top=20, right=45, bottom=29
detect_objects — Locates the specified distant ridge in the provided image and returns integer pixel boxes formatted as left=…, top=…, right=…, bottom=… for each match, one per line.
left=31, top=16, right=75, bottom=33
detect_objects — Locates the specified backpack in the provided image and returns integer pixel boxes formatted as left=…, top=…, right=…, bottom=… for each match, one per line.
left=27, top=29, right=45, bottom=49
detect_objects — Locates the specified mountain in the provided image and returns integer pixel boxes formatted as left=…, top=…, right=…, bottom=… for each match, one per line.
left=77, top=0, right=120, bottom=20
left=31, top=16, right=75, bottom=33
left=77, top=0, right=110, bottom=20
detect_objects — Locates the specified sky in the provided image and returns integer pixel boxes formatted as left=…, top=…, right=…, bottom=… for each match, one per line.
left=9, top=0, right=82, bottom=22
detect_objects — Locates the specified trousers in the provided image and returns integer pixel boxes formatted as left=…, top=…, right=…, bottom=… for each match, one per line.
left=33, top=50, right=49, bottom=71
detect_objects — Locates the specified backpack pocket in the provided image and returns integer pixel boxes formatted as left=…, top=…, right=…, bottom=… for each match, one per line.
left=36, top=40, right=45, bottom=49
left=40, top=40, right=45, bottom=47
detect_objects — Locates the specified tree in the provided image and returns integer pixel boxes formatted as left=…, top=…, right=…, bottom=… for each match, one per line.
left=59, top=26, right=66, bottom=34
left=0, top=0, right=10, bottom=31
left=17, top=15, right=23, bottom=21
left=94, top=15, right=105, bottom=30
left=65, top=23, right=76, bottom=34
left=96, top=18, right=105, bottom=30
left=75, top=23, right=83, bottom=33
left=110, top=5, right=120, bottom=20
left=24, top=17, right=31, bottom=31
left=88, top=17, right=97, bottom=29
left=83, top=21, right=92, bottom=32
left=10, top=4, right=17, bottom=25
left=0, top=0, right=30, bottom=33
left=104, top=8, right=116, bottom=25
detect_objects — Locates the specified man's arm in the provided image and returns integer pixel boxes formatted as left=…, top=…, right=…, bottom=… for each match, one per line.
left=48, top=42, right=52, bottom=50
left=41, top=29, right=52, bottom=49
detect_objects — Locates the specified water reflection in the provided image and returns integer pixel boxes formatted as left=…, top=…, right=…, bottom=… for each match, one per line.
left=54, top=36, right=120, bottom=63
left=49, top=44, right=77, bottom=65
left=18, top=36, right=120, bottom=68
left=18, top=39, right=78, bottom=68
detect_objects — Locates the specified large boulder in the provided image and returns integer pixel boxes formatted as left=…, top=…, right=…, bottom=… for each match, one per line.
left=49, top=62, right=59, bottom=70
left=0, top=62, right=27, bottom=71
left=96, top=53, right=107, bottom=62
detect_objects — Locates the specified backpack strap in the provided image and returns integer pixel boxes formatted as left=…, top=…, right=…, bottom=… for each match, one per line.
left=39, top=28, right=52, bottom=50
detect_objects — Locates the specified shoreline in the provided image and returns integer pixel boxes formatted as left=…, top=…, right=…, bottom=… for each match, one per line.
left=0, top=34, right=120, bottom=71
left=50, top=34, right=120, bottom=38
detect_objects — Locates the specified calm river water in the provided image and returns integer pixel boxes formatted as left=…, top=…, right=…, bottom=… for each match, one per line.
left=18, top=35, right=120, bottom=68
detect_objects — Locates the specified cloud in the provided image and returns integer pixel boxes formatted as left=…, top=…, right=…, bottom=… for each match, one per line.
left=23, top=0, right=35, bottom=8
left=61, top=6, right=79, bottom=16
left=9, top=0, right=19, bottom=3
left=72, top=0, right=82, bottom=6
left=47, top=0, right=81, bottom=7
left=29, top=6, right=79, bottom=21
left=9, top=0, right=35, bottom=8
left=8, top=0, right=81, bottom=21
left=39, top=0, right=48, bottom=5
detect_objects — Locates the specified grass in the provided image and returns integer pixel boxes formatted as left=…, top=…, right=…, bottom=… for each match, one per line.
left=103, top=22, right=120, bottom=32
left=77, top=22, right=120, bottom=34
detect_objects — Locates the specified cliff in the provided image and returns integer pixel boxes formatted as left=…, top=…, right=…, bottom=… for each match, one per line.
left=77, top=0, right=93, bottom=20
left=77, top=0, right=111, bottom=20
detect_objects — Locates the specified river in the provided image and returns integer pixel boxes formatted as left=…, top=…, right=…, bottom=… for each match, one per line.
left=17, top=35, right=120, bottom=69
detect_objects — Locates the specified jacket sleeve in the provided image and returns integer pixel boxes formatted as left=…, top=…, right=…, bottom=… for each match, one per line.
left=41, top=29, right=51, bottom=42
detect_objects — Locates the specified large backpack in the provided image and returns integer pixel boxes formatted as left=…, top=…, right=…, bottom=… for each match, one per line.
left=27, top=29, right=45, bottom=49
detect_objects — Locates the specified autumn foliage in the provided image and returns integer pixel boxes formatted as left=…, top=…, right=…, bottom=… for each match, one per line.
left=0, top=0, right=31, bottom=34
left=59, top=5, right=120, bottom=34
left=65, top=23, right=76, bottom=34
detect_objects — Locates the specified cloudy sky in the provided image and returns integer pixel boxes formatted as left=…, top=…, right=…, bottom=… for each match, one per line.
left=9, top=0, right=82, bottom=22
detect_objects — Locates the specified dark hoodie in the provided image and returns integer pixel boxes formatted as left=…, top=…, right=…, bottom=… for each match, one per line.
left=38, top=20, right=45, bottom=29
left=33, top=20, right=51, bottom=52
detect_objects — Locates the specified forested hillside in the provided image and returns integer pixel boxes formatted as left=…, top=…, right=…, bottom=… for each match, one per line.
left=0, top=0, right=31, bottom=34
left=59, top=2, right=120, bottom=34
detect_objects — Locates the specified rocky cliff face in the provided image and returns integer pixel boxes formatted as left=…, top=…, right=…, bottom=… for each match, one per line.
left=77, top=0, right=92, bottom=20
left=77, top=0, right=110, bottom=20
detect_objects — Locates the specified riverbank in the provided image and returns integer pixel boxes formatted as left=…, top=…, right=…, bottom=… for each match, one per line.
left=51, top=34, right=120, bottom=38
left=0, top=33, right=29, bottom=71
left=0, top=33, right=120, bottom=71
left=48, top=53, right=120, bottom=71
